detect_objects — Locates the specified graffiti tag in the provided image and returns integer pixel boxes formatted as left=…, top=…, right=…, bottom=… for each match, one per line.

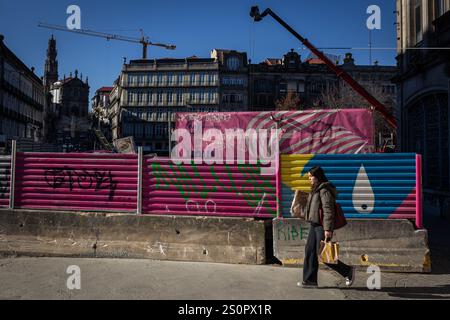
left=44, top=167, right=118, bottom=201
left=276, top=223, right=309, bottom=242
left=152, top=161, right=276, bottom=215
left=185, top=199, right=217, bottom=214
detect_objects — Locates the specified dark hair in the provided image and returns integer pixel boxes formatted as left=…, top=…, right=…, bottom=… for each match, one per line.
left=308, top=166, right=329, bottom=184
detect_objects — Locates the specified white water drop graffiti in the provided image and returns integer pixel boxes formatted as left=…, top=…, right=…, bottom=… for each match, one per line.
left=352, top=164, right=375, bottom=214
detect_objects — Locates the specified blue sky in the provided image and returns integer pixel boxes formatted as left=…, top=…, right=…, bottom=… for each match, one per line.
left=0, top=0, right=397, bottom=103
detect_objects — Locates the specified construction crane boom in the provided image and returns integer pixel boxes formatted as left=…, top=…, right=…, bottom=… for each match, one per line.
left=38, top=22, right=176, bottom=59
left=249, top=6, right=397, bottom=129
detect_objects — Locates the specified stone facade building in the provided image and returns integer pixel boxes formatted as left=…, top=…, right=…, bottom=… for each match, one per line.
left=394, top=0, right=450, bottom=215
left=92, top=86, right=113, bottom=142
left=249, top=50, right=397, bottom=146
left=0, top=35, right=44, bottom=149
left=211, top=49, right=249, bottom=112
left=112, top=56, right=220, bottom=154
left=43, top=36, right=91, bottom=152
left=110, top=47, right=397, bottom=154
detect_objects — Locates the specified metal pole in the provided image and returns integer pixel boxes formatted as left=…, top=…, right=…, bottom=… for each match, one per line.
left=9, top=140, right=16, bottom=209
left=168, top=109, right=171, bottom=156
left=137, top=146, right=143, bottom=214
left=276, top=123, right=282, bottom=219
left=416, top=154, right=423, bottom=229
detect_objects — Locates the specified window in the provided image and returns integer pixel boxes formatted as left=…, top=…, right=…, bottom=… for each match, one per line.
left=129, top=75, right=138, bottom=85
left=208, top=92, right=215, bottom=103
left=432, top=0, right=445, bottom=20
left=190, top=74, right=196, bottom=85
left=407, top=93, right=449, bottom=191
left=157, top=92, right=163, bottom=103
left=145, top=123, right=153, bottom=137
left=410, top=0, right=423, bottom=45
left=199, top=91, right=205, bottom=102
left=208, top=74, right=215, bottom=85
left=157, top=74, right=163, bottom=85
left=168, top=74, right=175, bottom=85
left=189, top=90, right=196, bottom=102
left=127, top=91, right=135, bottom=104
left=298, top=80, right=305, bottom=93
left=177, top=74, right=184, bottom=85
left=138, top=92, right=144, bottom=103
left=167, top=92, right=173, bottom=103
left=135, top=123, right=144, bottom=137
left=138, top=74, right=146, bottom=85
left=200, top=74, right=206, bottom=85
left=177, top=92, right=183, bottom=104
left=227, top=56, right=240, bottom=70
left=148, top=91, right=153, bottom=103
left=155, top=124, right=164, bottom=136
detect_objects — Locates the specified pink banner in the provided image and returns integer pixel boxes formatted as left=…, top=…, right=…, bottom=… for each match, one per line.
left=175, top=109, right=374, bottom=155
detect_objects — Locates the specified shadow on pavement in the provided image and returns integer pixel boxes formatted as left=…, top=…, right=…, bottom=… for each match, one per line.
left=321, top=285, right=450, bottom=300
left=424, top=212, right=450, bottom=275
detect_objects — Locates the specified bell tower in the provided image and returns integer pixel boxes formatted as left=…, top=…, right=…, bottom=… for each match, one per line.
left=43, top=35, right=58, bottom=91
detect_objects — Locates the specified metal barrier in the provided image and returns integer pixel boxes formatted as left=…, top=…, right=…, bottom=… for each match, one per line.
left=281, top=153, right=422, bottom=228
left=0, top=155, right=11, bottom=208
left=3, top=148, right=423, bottom=227
left=143, top=157, right=277, bottom=217
left=13, top=152, right=138, bottom=212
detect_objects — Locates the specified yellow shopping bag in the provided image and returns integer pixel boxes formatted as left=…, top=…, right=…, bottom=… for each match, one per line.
left=318, top=240, right=339, bottom=265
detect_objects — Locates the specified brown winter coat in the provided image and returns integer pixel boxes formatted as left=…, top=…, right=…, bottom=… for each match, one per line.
left=305, top=182, right=338, bottom=231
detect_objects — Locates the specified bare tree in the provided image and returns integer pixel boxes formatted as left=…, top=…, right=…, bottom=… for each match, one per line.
left=275, top=91, right=305, bottom=111
left=314, top=81, right=397, bottom=150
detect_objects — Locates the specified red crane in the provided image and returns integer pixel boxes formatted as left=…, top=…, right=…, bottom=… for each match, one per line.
left=250, top=6, right=397, bottom=129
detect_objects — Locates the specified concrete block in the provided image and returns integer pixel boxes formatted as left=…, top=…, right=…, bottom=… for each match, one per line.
left=273, top=218, right=431, bottom=273
left=0, top=209, right=267, bottom=265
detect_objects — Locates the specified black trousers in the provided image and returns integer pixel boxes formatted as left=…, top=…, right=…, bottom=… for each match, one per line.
left=303, top=222, right=351, bottom=284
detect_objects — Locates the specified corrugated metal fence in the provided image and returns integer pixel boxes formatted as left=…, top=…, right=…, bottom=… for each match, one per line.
left=143, top=157, right=277, bottom=217
left=281, top=154, right=421, bottom=226
left=14, top=152, right=138, bottom=212
left=2, top=149, right=423, bottom=227
left=0, top=155, right=11, bottom=208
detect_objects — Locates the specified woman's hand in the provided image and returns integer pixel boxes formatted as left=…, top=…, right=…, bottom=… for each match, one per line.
left=324, top=230, right=333, bottom=240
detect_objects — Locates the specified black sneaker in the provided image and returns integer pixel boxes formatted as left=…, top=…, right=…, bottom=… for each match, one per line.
left=297, top=281, right=318, bottom=288
left=345, top=267, right=356, bottom=287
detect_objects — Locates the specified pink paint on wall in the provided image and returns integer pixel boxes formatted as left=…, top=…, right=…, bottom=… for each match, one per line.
left=14, top=152, right=138, bottom=212
left=388, top=191, right=416, bottom=220
left=143, top=157, right=277, bottom=217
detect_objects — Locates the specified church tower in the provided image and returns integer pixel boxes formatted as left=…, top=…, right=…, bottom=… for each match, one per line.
left=43, top=35, right=58, bottom=91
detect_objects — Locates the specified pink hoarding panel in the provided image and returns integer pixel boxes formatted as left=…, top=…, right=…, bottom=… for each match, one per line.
left=174, top=109, right=374, bottom=155
left=143, top=157, right=277, bottom=217
left=14, top=152, right=138, bottom=212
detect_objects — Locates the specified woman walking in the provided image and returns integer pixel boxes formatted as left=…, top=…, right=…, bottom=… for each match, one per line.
left=296, top=166, right=355, bottom=288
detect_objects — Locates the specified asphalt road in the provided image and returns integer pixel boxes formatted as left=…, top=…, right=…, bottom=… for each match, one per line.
left=0, top=257, right=345, bottom=300
left=0, top=255, right=450, bottom=300
left=1, top=210, right=450, bottom=300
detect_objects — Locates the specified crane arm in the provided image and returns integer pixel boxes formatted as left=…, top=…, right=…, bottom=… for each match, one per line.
left=250, top=6, right=397, bottom=129
left=38, top=22, right=176, bottom=58
left=38, top=22, right=143, bottom=44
